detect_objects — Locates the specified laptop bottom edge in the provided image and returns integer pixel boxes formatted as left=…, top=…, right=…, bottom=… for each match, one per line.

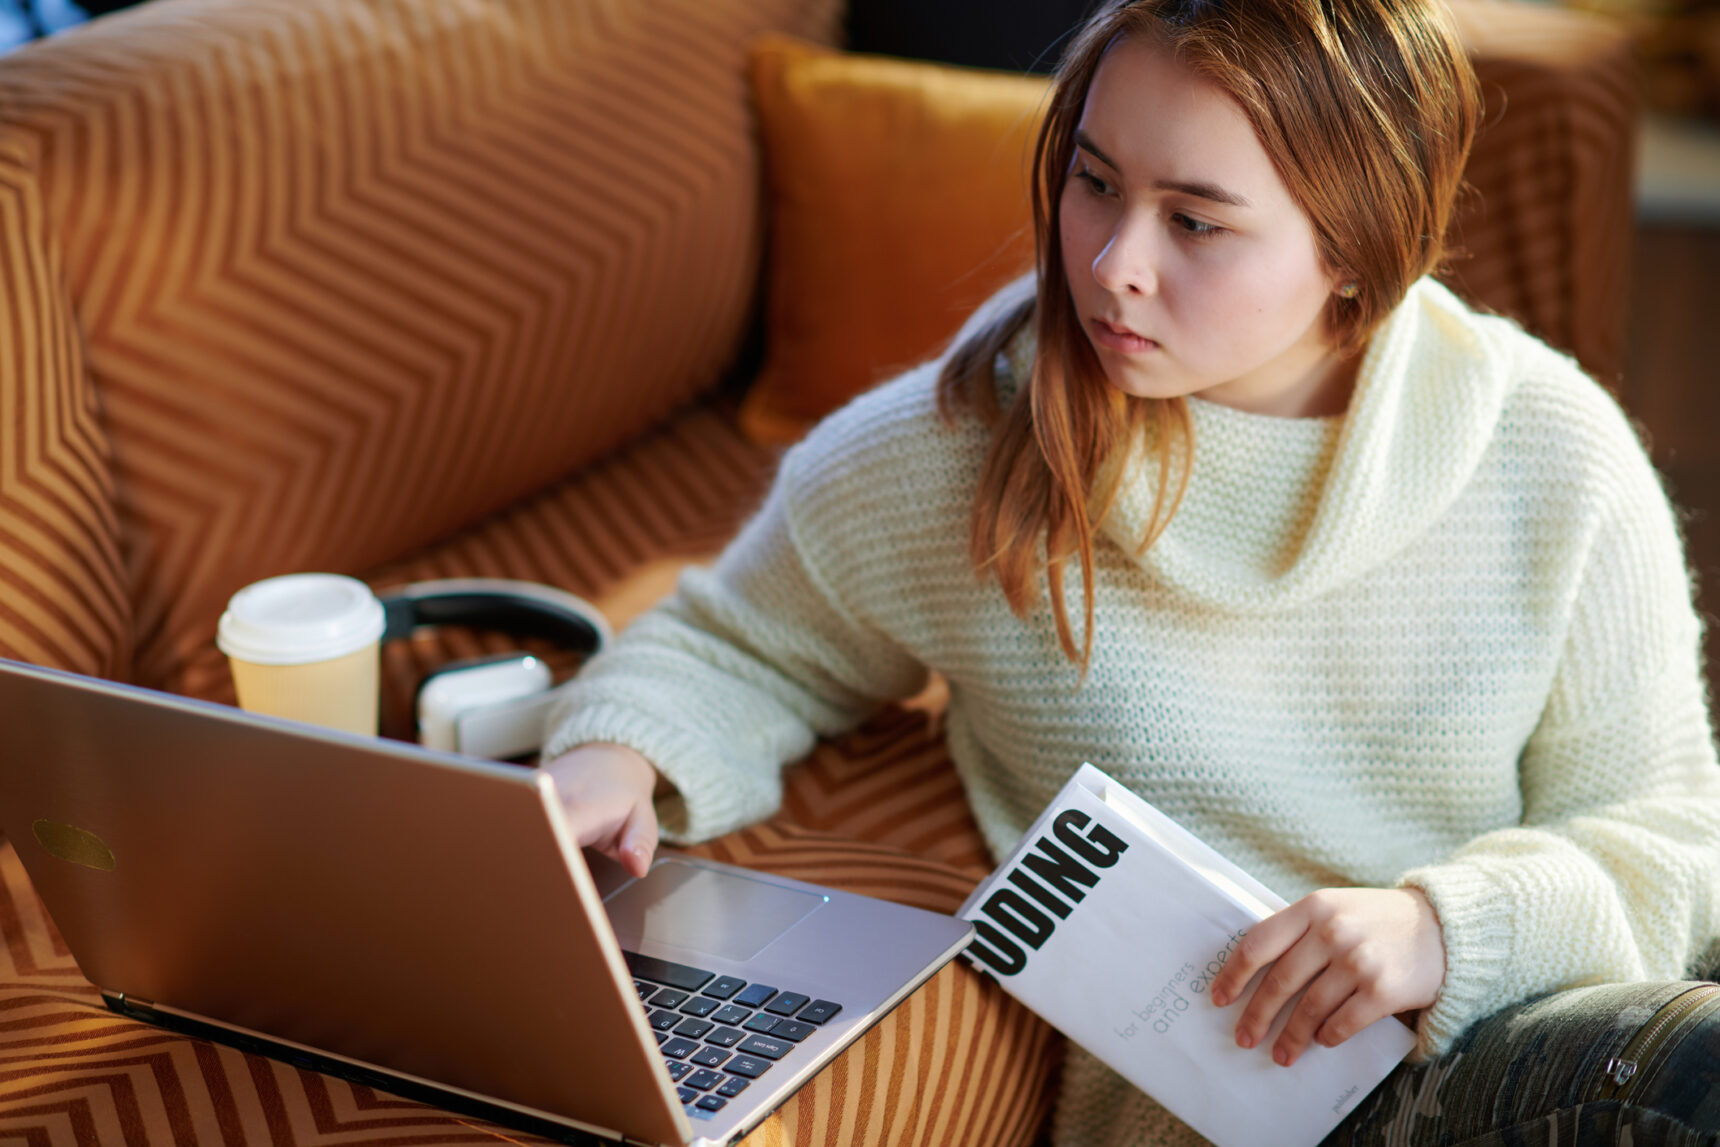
left=102, top=991, right=628, bottom=1146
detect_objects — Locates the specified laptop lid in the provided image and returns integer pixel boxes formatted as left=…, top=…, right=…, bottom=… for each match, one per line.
left=0, top=659, right=690, bottom=1145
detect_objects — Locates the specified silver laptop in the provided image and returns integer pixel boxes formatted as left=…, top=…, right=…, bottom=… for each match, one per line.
left=0, top=659, right=973, bottom=1146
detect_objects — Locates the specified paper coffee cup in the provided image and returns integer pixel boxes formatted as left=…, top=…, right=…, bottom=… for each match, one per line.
left=217, top=573, right=386, bottom=736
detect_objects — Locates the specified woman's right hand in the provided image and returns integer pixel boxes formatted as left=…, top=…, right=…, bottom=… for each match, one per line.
left=541, top=742, right=663, bottom=879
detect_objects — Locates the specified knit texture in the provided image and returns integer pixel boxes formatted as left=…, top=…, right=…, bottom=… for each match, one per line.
left=543, top=278, right=1720, bottom=1147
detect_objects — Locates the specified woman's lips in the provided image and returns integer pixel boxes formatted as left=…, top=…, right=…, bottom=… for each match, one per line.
left=1090, top=317, right=1158, bottom=354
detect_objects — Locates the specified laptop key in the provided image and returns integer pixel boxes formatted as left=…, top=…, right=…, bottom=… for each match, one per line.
left=733, top=983, right=777, bottom=1009
left=674, top=1018, right=714, bottom=1040
left=764, top=991, right=811, bottom=1016
left=679, top=995, right=720, bottom=1018
left=661, top=1037, right=700, bottom=1059
left=696, top=1095, right=728, bottom=1112
left=677, top=1085, right=699, bottom=1104
left=653, top=1031, right=668, bottom=1046
left=634, top=981, right=656, bottom=1002
left=690, top=1046, right=730, bottom=1068
left=685, top=1069, right=724, bottom=1091
left=737, top=1034, right=792, bottom=1060
left=717, top=1076, right=751, bottom=1098
left=711, top=1005, right=750, bottom=1026
left=704, top=975, right=746, bottom=1000
left=742, top=1013, right=779, bottom=1034
left=706, top=1026, right=744, bottom=1048
left=725, top=1055, right=771, bottom=1079
left=623, top=951, right=716, bottom=993
left=648, top=987, right=690, bottom=1009
left=797, top=999, right=843, bottom=1024
left=665, top=1061, right=693, bottom=1082
left=773, top=1019, right=817, bottom=1042
left=648, top=1009, right=681, bottom=1032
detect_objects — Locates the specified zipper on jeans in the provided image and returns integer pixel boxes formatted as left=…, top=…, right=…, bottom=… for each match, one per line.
left=1598, top=982, right=1720, bottom=1101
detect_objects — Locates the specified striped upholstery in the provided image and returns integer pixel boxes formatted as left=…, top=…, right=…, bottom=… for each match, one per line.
left=0, top=0, right=840, bottom=696
left=0, top=398, right=1055, bottom=1145
left=0, top=0, right=1638, bottom=1142
left=0, top=92, right=131, bottom=679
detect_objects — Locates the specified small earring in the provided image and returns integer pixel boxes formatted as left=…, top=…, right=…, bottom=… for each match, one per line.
left=1338, top=282, right=1360, bottom=299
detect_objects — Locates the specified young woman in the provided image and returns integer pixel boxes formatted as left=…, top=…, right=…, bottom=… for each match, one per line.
left=544, top=0, right=1720, bottom=1142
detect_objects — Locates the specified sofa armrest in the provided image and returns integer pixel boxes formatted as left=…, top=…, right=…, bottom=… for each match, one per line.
left=0, top=148, right=130, bottom=677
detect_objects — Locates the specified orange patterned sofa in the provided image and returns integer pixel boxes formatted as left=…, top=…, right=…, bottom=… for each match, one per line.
left=0, top=0, right=1639, bottom=1143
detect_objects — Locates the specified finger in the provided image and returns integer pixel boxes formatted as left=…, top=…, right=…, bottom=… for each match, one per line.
left=1273, top=969, right=1356, bottom=1067
left=1313, top=989, right=1392, bottom=1052
left=1210, top=910, right=1303, bottom=1008
left=618, top=805, right=659, bottom=879
left=1234, top=939, right=1328, bottom=1051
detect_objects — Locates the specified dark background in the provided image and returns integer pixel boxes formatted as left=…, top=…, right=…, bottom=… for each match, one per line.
left=844, top=0, right=1100, bottom=72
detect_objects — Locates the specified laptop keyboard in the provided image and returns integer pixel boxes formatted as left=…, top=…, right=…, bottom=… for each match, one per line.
left=623, top=951, right=844, bottom=1116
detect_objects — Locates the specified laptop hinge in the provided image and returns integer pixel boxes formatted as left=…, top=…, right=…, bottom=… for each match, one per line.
left=114, top=992, right=156, bottom=1012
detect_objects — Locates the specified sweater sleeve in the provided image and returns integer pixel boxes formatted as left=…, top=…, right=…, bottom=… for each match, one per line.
left=1397, top=435, right=1720, bottom=1057
left=539, top=435, right=930, bottom=845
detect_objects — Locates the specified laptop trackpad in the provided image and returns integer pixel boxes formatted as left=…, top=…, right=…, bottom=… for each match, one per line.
left=603, top=859, right=827, bottom=963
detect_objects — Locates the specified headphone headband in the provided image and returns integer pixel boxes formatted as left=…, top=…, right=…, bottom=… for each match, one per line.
left=377, top=578, right=613, bottom=651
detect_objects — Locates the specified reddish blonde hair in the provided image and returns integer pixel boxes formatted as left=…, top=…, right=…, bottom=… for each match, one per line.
left=938, top=0, right=1480, bottom=669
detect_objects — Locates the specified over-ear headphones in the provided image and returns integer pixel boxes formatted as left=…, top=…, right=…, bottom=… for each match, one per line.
left=375, top=578, right=611, bottom=760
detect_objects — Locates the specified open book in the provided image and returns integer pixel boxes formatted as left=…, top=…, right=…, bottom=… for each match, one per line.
left=957, top=764, right=1416, bottom=1147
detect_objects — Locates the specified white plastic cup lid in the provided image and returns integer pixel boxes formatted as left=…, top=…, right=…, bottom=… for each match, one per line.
left=216, top=573, right=386, bottom=665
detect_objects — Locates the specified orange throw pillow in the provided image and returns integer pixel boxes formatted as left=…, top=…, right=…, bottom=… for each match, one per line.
left=740, top=36, right=1051, bottom=445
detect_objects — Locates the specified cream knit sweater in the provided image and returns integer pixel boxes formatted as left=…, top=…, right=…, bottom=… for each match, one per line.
left=544, top=278, right=1720, bottom=1147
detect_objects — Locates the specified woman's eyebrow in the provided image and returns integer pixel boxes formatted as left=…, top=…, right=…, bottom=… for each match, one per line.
left=1073, top=129, right=1253, bottom=209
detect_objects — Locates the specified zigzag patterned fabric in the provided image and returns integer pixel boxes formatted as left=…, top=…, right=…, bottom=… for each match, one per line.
left=0, top=0, right=842, bottom=693
left=0, top=400, right=1056, bottom=1145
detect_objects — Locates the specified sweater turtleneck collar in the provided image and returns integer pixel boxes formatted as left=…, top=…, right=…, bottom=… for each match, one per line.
left=1002, top=277, right=1520, bottom=613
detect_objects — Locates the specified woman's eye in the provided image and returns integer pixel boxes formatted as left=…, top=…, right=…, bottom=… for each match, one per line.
left=1074, top=168, right=1113, bottom=197
left=1172, top=212, right=1222, bottom=238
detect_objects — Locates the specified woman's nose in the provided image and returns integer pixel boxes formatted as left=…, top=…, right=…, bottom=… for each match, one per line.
left=1091, top=216, right=1157, bottom=295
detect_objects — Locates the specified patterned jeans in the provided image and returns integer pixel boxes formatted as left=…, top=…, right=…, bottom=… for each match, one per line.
left=1325, top=955, right=1720, bottom=1147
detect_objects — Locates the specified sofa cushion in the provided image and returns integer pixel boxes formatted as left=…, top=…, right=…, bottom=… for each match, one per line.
left=738, top=37, right=1046, bottom=445
left=169, top=395, right=770, bottom=725
left=0, top=0, right=841, bottom=695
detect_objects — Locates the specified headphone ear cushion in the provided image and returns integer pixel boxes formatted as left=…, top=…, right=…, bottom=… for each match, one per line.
left=416, top=654, right=555, bottom=759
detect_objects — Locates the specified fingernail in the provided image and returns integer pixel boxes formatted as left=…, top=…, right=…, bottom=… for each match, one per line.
left=1235, top=1030, right=1253, bottom=1050
left=1211, top=989, right=1229, bottom=1007
left=1274, top=1047, right=1290, bottom=1067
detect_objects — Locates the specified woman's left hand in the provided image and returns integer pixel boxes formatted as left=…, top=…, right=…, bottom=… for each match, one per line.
left=1207, top=887, right=1445, bottom=1067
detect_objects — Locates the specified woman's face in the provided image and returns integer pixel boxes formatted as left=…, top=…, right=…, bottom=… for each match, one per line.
left=1059, top=34, right=1353, bottom=417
